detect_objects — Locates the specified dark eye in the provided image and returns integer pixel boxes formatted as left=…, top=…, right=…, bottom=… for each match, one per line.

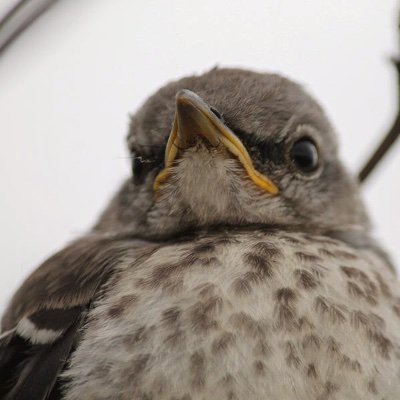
left=290, top=138, right=319, bottom=173
left=132, top=154, right=143, bottom=174
left=132, top=153, right=156, bottom=185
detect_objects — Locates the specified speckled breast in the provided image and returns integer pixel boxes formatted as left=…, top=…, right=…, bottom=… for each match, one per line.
left=63, top=231, right=400, bottom=400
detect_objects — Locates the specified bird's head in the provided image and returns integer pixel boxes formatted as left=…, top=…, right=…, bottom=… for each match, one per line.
left=95, top=68, right=369, bottom=239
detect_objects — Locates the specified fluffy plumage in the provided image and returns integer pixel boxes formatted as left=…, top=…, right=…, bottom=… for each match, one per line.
left=63, top=230, right=400, bottom=399
left=1, top=68, right=399, bottom=399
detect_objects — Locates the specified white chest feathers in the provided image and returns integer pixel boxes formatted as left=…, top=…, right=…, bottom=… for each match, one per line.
left=63, top=231, right=400, bottom=400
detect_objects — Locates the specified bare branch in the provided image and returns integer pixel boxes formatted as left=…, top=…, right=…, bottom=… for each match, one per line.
left=358, top=12, right=400, bottom=183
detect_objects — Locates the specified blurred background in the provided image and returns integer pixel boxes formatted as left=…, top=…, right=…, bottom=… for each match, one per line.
left=0, top=0, right=399, bottom=315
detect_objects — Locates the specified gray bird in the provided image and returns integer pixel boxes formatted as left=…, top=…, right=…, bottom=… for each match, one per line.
left=1, top=68, right=400, bottom=400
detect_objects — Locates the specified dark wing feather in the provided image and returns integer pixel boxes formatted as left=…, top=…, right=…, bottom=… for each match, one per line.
left=0, top=329, right=19, bottom=369
left=2, top=235, right=149, bottom=330
left=0, top=234, right=158, bottom=400
left=1, top=309, right=85, bottom=400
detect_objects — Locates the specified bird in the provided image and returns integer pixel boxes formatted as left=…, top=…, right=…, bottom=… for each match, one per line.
left=1, top=67, right=400, bottom=400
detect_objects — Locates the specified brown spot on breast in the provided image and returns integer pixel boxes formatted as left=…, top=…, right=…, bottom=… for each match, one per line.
left=314, top=296, right=347, bottom=324
left=347, top=281, right=365, bottom=298
left=295, top=269, right=318, bottom=289
left=189, top=300, right=219, bottom=333
left=229, top=312, right=268, bottom=339
left=138, top=263, right=186, bottom=290
left=156, top=263, right=184, bottom=280
left=192, top=243, right=216, bottom=254
left=369, top=312, right=385, bottom=329
left=274, top=304, right=297, bottom=331
left=185, top=254, right=220, bottom=267
left=351, top=310, right=385, bottom=332
left=123, top=325, right=152, bottom=348
left=243, top=253, right=273, bottom=278
left=231, top=272, right=264, bottom=295
left=295, top=252, right=322, bottom=264
left=366, top=330, right=392, bottom=359
left=212, top=332, right=236, bottom=354
left=366, top=296, right=378, bottom=306
left=253, top=360, right=266, bottom=376
left=196, top=283, right=217, bottom=299
left=190, top=351, right=206, bottom=390
left=306, top=363, right=318, bottom=378
left=341, top=266, right=365, bottom=279
left=335, top=250, right=358, bottom=260
left=213, top=237, right=240, bottom=245
left=251, top=242, right=281, bottom=258
left=374, top=272, right=392, bottom=298
left=227, top=391, right=239, bottom=400
left=180, top=253, right=199, bottom=267
left=163, top=278, right=184, bottom=294
left=298, top=316, right=315, bottom=331
left=317, top=381, right=339, bottom=399
left=200, top=257, right=219, bottom=267
left=161, top=307, right=181, bottom=326
left=280, top=235, right=304, bottom=245
left=163, top=329, right=186, bottom=349
left=340, top=355, right=362, bottom=372
left=326, top=337, right=340, bottom=355
left=125, top=353, right=150, bottom=383
left=107, top=294, right=139, bottom=318
left=274, top=288, right=298, bottom=331
left=341, top=267, right=378, bottom=305
left=180, top=242, right=220, bottom=267
left=392, top=304, right=400, bottom=318
left=367, top=379, right=378, bottom=394
left=275, top=287, right=297, bottom=305
left=314, top=296, right=328, bottom=314
left=302, top=333, right=321, bottom=350
left=204, top=295, right=223, bottom=314
left=350, top=310, right=369, bottom=330
left=318, top=248, right=336, bottom=258
left=309, top=265, right=327, bottom=279
left=170, top=395, right=192, bottom=400
left=284, top=341, right=301, bottom=369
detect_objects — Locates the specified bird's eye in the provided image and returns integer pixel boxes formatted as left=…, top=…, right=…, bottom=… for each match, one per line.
left=290, top=138, right=319, bottom=173
left=131, top=152, right=155, bottom=185
left=132, top=154, right=144, bottom=176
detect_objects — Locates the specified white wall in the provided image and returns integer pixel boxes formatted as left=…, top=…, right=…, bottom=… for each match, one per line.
left=0, top=0, right=20, bottom=19
left=0, top=0, right=399, bottom=315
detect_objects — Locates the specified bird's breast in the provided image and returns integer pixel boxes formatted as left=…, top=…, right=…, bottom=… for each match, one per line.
left=63, top=230, right=400, bottom=400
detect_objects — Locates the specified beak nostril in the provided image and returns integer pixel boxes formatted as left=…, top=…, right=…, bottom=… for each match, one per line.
left=210, top=107, right=222, bottom=120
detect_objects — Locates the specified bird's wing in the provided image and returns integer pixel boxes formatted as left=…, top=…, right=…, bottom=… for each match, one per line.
left=0, top=235, right=158, bottom=400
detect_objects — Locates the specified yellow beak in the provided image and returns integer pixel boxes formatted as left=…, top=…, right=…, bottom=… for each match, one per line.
left=153, top=89, right=278, bottom=195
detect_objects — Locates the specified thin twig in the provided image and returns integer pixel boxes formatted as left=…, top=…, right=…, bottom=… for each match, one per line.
left=358, top=15, right=400, bottom=183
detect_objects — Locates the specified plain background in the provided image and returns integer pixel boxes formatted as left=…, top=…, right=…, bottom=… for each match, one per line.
left=0, top=0, right=399, bottom=316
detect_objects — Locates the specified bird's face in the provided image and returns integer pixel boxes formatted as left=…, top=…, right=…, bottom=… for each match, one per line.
left=95, top=68, right=369, bottom=239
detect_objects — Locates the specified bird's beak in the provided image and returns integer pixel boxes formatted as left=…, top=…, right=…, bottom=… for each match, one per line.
left=153, top=89, right=278, bottom=195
